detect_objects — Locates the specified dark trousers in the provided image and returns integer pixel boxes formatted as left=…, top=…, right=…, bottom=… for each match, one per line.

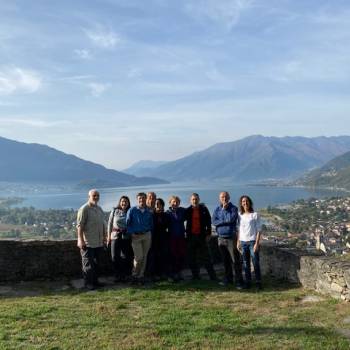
left=170, top=236, right=186, bottom=275
left=80, top=247, right=103, bottom=286
left=241, top=240, right=261, bottom=285
left=146, top=239, right=171, bottom=278
left=218, top=236, right=243, bottom=284
left=187, top=235, right=217, bottom=279
left=111, top=238, right=134, bottom=278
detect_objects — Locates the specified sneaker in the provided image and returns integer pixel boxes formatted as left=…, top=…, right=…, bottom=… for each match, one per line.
left=84, top=283, right=95, bottom=291
left=219, top=279, right=232, bottom=287
left=93, top=281, right=105, bottom=289
left=138, top=277, right=146, bottom=285
left=124, top=276, right=133, bottom=283
left=191, top=275, right=201, bottom=281
left=130, top=277, right=139, bottom=285
left=114, top=276, right=122, bottom=283
left=177, top=272, right=184, bottom=281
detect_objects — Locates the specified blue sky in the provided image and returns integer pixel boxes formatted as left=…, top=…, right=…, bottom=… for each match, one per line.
left=0, top=0, right=349, bottom=169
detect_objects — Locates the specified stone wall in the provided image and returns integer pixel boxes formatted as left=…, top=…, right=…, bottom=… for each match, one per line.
left=261, top=244, right=350, bottom=302
left=0, top=240, right=113, bottom=281
left=0, top=240, right=349, bottom=301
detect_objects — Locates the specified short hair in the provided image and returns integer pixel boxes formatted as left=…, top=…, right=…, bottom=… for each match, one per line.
left=239, top=195, right=254, bottom=214
left=168, top=195, right=181, bottom=205
left=191, top=193, right=200, bottom=199
left=136, top=192, right=147, bottom=198
left=147, top=192, right=156, bottom=198
left=156, top=198, right=165, bottom=208
left=219, top=191, right=230, bottom=199
left=88, top=189, right=99, bottom=196
left=117, top=196, right=131, bottom=211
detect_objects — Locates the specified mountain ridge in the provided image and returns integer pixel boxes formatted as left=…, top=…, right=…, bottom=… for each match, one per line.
left=0, top=136, right=168, bottom=188
left=132, top=135, right=350, bottom=182
left=297, top=151, right=350, bottom=190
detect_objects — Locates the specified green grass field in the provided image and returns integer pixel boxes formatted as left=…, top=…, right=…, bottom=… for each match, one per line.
left=0, top=279, right=349, bottom=349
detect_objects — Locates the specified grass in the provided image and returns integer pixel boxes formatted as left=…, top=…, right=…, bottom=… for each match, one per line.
left=0, top=279, right=349, bottom=349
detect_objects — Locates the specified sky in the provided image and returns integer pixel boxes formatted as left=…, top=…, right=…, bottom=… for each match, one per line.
left=0, top=0, right=349, bottom=170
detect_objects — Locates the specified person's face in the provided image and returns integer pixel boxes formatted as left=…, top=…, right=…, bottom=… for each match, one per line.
left=219, top=192, right=230, bottom=207
left=120, top=198, right=129, bottom=210
left=89, top=191, right=100, bottom=205
left=146, top=193, right=156, bottom=208
left=155, top=200, right=164, bottom=213
left=191, top=195, right=199, bottom=207
left=241, top=197, right=250, bottom=212
left=137, top=195, right=146, bottom=208
left=170, top=198, right=179, bottom=209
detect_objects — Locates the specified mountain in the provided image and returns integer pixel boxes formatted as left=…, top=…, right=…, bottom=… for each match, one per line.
left=123, top=160, right=168, bottom=177
left=0, top=136, right=168, bottom=187
left=298, top=151, right=350, bottom=190
left=137, top=135, right=350, bottom=182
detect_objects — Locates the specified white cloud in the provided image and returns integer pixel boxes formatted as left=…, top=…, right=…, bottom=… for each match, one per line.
left=185, top=0, right=254, bottom=30
left=0, top=118, right=71, bottom=128
left=87, top=82, right=110, bottom=97
left=0, top=67, right=42, bottom=95
left=85, top=28, right=120, bottom=48
left=58, top=75, right=94, bottom=82
left=74, top=49, right=92, bottom=60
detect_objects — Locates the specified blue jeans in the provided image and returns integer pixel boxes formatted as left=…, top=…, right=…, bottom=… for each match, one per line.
left=241, top=241, right=261, bottom=285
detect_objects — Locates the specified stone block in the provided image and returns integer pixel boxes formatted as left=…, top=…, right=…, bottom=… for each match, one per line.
left=330, top=282, right=344, bottom=293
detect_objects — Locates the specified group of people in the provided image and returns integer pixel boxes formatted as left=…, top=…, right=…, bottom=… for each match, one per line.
left=76, top=189, right=262, bottom=291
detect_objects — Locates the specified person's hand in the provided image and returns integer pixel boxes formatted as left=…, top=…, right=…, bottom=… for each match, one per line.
left=77, top=237, right=86, bottom=250
left=106, top=237, right=111, bottom=247
left=253, top=242, right=260, bottom=253
left=237, top=240, right=241, bottom=251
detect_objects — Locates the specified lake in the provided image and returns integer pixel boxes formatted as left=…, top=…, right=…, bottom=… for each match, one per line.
left=4, top=182, right=347, bottom=213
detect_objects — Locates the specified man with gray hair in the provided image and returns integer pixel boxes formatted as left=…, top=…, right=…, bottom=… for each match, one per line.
left=212, top=191, right=243, bottom=288
left=77, top=189, right=107, bottom=290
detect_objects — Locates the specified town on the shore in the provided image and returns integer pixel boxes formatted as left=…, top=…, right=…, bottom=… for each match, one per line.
left=262, top=196, right=350, bottom=255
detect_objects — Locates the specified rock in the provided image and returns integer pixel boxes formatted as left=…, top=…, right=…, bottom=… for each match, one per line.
left=344, top=270, right=350, bottom=287
left=300, top=295, right=324, bottom=303
left=337, top=328, right=350, bottom=340
left=330, top=282, right=344, bottom=293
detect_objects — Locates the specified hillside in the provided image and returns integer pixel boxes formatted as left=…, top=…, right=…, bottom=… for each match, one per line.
left=0, top=136, right=167, bottom=187
left=123, top=160, right=168, bottom=177
left=299, top=151, right=350, bottom=190
left=138, top=135, right=350, bottom=182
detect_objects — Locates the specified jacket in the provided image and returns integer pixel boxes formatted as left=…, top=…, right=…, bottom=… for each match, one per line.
left=126, top=206, right=153, bottom=234
left=185, top=204, right=211, bottom=238
left=211, top=202, right=238, bottom=238
left=167, top=207, right=186, bottom=238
